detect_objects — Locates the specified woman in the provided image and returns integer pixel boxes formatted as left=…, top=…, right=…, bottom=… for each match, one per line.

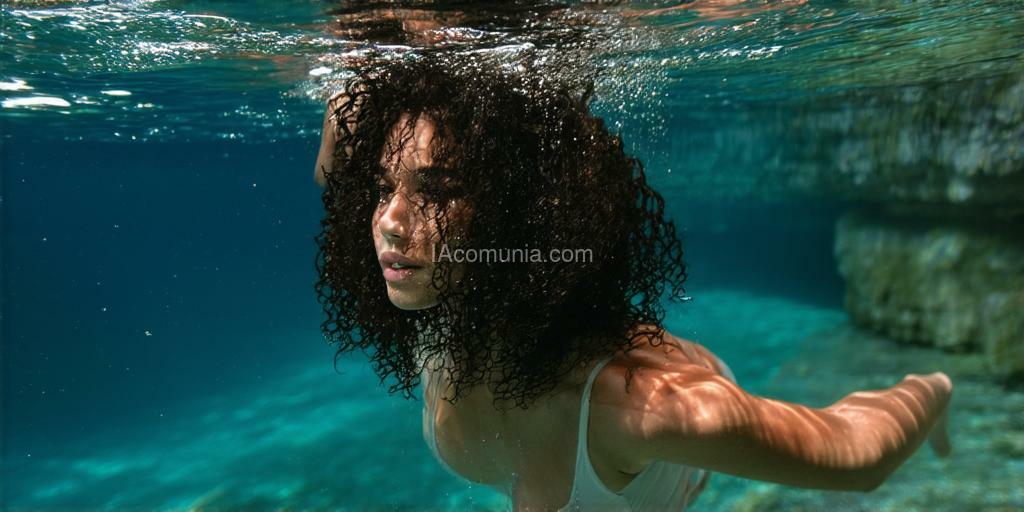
left=313, top=54, right=952, bottom=511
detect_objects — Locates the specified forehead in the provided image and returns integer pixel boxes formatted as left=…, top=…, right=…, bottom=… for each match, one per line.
left=380, top=113, right=439, bottom=173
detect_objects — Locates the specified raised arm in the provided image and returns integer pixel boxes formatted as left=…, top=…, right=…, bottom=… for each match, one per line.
left=314, top=92, right=342, bottom=187
left=314, top=91, right=362, bottom=187
left=595, top=350, right=952, bottom=491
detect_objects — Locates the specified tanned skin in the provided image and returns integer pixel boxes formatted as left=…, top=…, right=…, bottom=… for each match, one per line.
left=314, top=93, right=952, bottom=505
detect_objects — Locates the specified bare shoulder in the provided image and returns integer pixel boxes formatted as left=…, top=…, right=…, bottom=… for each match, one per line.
left=613, top=327, right=730, bottom=380
left=587, top=328, right=733, bottom=473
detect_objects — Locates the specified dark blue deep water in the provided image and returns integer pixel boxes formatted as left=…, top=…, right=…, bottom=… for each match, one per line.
left=2, top=1, right=1022, bottom=510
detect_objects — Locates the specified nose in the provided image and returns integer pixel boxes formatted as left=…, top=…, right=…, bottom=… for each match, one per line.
left=377, top=189, right=411, bottom=242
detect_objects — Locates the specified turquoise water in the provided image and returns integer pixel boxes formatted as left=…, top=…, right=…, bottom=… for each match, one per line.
left=3, top=1, right=1022, bottom=510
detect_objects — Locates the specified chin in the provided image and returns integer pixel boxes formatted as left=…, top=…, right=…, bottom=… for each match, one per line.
left=386, top=286, right=439, bottom=310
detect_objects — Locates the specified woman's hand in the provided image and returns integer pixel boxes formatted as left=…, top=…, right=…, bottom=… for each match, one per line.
left=900, top=372, right=952, bottom=457
left=918, top=372, right=952, bottom=457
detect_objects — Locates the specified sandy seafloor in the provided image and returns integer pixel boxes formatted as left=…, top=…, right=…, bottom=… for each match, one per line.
left=4, top=289, right=1022, bottom=511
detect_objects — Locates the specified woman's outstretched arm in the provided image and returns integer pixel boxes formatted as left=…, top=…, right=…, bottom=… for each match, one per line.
left=594, top=351, right=952, bottom=491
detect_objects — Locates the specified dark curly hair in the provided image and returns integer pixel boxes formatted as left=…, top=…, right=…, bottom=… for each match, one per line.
left=314, top=51, right=687, bottom=409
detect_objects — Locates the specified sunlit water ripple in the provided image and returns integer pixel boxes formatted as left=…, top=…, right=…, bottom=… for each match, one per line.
left=2, top=0, right=1021, bottom=145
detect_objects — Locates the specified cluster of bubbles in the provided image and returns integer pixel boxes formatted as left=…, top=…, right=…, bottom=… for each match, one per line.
left=2, top=0, right=1021, bottom=145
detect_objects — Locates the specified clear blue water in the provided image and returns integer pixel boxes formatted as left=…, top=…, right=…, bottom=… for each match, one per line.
left=2, top=1, right=1022, bottom=510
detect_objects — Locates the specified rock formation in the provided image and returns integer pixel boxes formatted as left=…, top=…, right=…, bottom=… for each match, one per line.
left=835, top=210, right=1023, bottom=378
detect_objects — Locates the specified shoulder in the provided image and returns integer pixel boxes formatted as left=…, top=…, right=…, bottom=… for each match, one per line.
left=605, top=328, right=731, bottom=384
left=587, top=328, right=734, bottom=473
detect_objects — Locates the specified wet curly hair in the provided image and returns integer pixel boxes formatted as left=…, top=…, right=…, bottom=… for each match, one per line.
left=314, top=51, right=687, bottom=409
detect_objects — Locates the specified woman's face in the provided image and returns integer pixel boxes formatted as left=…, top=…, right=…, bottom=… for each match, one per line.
left=372, top=114, right=463, bottom=310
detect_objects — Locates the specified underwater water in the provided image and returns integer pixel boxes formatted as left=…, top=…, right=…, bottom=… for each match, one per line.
left=2, top=0, right=1023, bottom=510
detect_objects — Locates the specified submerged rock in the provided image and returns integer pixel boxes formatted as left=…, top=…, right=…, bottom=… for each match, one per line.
left=655, top=74, right=1024, bottom=215
left=834, top=210, right=1024, bottom=377
left=800, top=75, right=1024, bottom=210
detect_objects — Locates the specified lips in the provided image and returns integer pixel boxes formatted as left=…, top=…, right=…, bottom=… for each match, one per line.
left=379, top=251, right=425, bottom=282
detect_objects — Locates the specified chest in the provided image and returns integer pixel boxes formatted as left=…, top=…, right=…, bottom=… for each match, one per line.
left=426, top=379, right=636, bottom=510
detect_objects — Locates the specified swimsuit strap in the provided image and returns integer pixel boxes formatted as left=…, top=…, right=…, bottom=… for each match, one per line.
left=575, top=355, right=617, bottom=476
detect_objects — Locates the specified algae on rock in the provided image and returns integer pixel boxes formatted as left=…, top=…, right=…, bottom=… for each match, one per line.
left=835, top=210, right=1024, bottom=377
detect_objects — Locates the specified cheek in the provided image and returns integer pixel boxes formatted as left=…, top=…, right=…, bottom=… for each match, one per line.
left=370, top=210, right=382, bottom=242
left=412, top=206, right=439, bottom=241
left=424, top=216, right=441, bottom=242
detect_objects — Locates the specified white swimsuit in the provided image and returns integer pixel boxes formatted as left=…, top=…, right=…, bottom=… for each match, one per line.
left=421, top=351, right=736, bottom=511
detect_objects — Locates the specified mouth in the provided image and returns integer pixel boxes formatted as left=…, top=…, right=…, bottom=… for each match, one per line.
left=379, top=251, right=425, bottom=282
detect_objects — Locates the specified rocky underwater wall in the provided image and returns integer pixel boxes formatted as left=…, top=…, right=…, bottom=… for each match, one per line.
left=657, top=74, right=1024, bottom=381
left=823, top=76, right=1023, bottom=381
left=835, top=211, right=1023, bottom=378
